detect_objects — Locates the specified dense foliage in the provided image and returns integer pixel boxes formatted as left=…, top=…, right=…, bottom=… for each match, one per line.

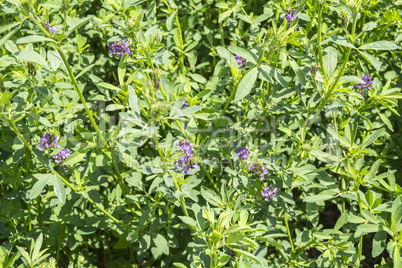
left=1, top=0, right=402, bottom=267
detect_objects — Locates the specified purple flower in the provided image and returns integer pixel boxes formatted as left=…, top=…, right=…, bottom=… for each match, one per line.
left=52, top=148, right=71, bottom=169
left=248, top=162, right=269, bottom=181
left=38, top=132, right=61, bottom=151
left=284, top=8, right=297, bottom=29
left=175, top=139, right=198, bottom=174
left=310, top=65, right=319, bottom=75
left=27, top=62, right=36, bottom=75
left=43, top=21, right=58, bottom=35
left=354, top=74, right=373, bottom=95
left=181, top=99, right=189, bottom=110
left=261, top=186, right=278, bottom=202
left=107, top=40, right=131, bottom=58
left=234, top=55, right=246, bottom=68
left=236, top=147, right=250, bottom=164
left=227, top=248, right=235, bottom=261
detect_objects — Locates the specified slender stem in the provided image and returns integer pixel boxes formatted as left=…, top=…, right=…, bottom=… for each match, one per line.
left=317, top=1, right=326, bottom=78
left=174, top=120, right=219, bottom=192
left=356, top=184, right=364, bottom=266
left=307, top=12, right=358, bottom=130
left=284, top=212, right=295, bottom=252
left=9, top=119, right=32, bottom=150
left=111, top=156, right=141, bottom=213
left=170, top=171, right=189, bottom=217
left=218, top=66, right=257, bottom=124
left=55, top=46, right=108, bottom=148
left=10, top=118, right=134, bottom=231
left=52, top=170, right=135, bottom=231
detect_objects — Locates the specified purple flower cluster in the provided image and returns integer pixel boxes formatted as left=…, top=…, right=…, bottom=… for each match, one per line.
left=52, top=149, right=71, bottom=169
left=261, top=186, right=277, bottom=202
left=107, top=40, right=131, bottom=58
left=248, top=163, right=269, bottom=181
left=38, top=132, right=61, bottom=151
left=227, top=248, right=235, bottom=261
left=27, top=62, right=36, bottom=75
left=175, top=139, right=198, bottom=174
left=310, top=65, right=319, bottom=76
left=284, top=8, right=297, bottom=29
left=354, top=74, right=373, bottom=95
left=181, top=99, right=189, bottom=110
left=44, top=21, right=58, bottom=35
left=38, top=131, right=70, bottom=169
left=236, top=147, right=250, bottom=164
left=234, top=55, right=246, bottom=68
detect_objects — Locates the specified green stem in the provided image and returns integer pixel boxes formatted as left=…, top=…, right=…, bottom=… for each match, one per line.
left=9, top=119, right=32, bottom=150
left=218, top=66, right=257, bottom=125
left=55, top=46, right=108, bottom=148
left=317, top=1, right=326, bottom=78
left=112, top=156, right=141, bottom=213
left=174, top=120, right=219, bottom=192
left=9, top=118, right=134, bottom=231
left=307, top=13, right=357, bottom=130
left=284, top=212, right=295, bottom=252
left=169, top=171, right=189, bottom=217
left=52, top=170, right=135, bottom=231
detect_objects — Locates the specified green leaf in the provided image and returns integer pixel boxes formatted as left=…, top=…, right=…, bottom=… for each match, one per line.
left=228, top=46, right=257, bottom=64
left=173, top=263, right=188, bottom=268
left=128, top=85, right=140, bottom=118
left=28, top=113, right=52, bottom=127
left=28, top=174, right=52, bottom=200
left=106, top=104, right=125, bottom=111
left=379, top=113, right=394, bottom=131
left=0, top=25, right=20, bottom=48
left=201, top=187, right=223, bottom=207
left=76, top=64, right=96, bottom=79
left=232, top=248, right=262, bottom=264
left=364, top=159, right=381, bottom=181
left=178, top=216, right=198, bottom=228
left=297, top=13, right=310, bottom=21
left=359, top=128, right=383, bottom=149
left=357, top=223, right=379, bottom=233
left=176, top=105, right=203, bottom=116
left=0, top=22, right=20, bottom=35
left=190, top=73, right=207, bottom=84
left=333, top=211, right=348, bottom=233
left=359, top=51, right=382, bottom=71
left=289, top=60, right=306, bottom=86
left=16, top=35, right=55, bottom=44
left=359, top=41, right=398, bottom=50
left=327, top=128, right=351, bottom=147
left=53, top=175, right=66, bottom=204
left=219, top=10, right=232, bottom=23
left=327, top=35, right=355, bottom=48
left=394, top=243, right=402, bottom=268
left=15, top=50, right=48, bottom=66
left=32, top=148, right=53, bottom=170
left=62, top=151, right=85, bottom=165
left=226, top=232, right=244, bottom=244
left=166, top=10, right=177, bottom=31
left=152, top=234, right=169, bottom=255
left=118, top=56, right=127, bottom=86
left=260, top=65, right=288, bottom=88
left=304, top=194, right=335, bottom=203
left=47, top=50, right=62, bottom=71
left=63, top=16, right=94, bottom=40
left=234, top=67, right=258, bottom=101
left=371, top=231, right=387, bottom=258
left=323, top=46, right=338, bottom=78
left=173, top=28, right=183, bottom=49
left=32, top=233, right=43, bottom=261
left=216, top=46, right=238, bottom=70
